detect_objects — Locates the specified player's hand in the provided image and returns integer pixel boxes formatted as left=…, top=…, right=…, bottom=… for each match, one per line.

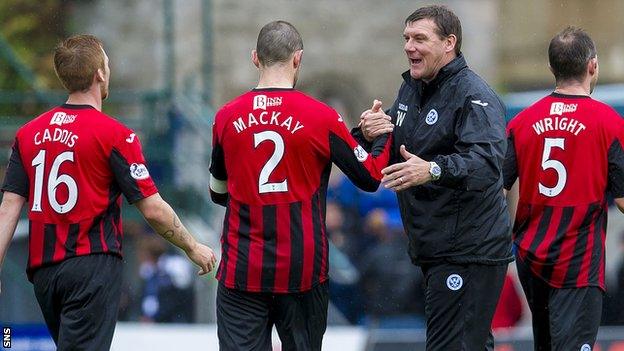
left=382, top=145, right=431, bottom=191
left=359, top=99, right=393, bottom=142
left=185, top=242, right=217, bottom=275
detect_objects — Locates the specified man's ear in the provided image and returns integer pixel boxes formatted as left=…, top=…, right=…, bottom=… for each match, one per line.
left=293, top=50, right=303, bottom=69
left=588, top=57, right=598, bottom=76
left=445, top=34, right=457, bottom=54
left=96, top=68, right=105, bottom=82
left=252, top=49, right=260, bottom=68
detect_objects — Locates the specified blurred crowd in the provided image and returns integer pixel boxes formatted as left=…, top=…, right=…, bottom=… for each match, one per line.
left=110, top=151, right=624, bottom=331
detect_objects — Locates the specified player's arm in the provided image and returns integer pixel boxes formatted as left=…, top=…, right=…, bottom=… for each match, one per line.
left=110, top=130, right=217, bottom=274
left=431, top=96, right=507, bottom=191
left=607, top=123, right=624, bottom=213
left=0, top=192, right=26, bottom=293
left=502, top=129, right=519, bottom=218
left=209, top=116, right=228, bottom=207
left=134, top=193, right=216, bottom=274
left=0, top=139, right=29, bottom=293
left=209, top=141, right=228, bottom=207
left=329, top=108, right=393, bottom=192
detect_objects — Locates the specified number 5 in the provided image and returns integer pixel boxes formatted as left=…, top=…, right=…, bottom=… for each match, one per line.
left=539, top=138, right=566, bottom=197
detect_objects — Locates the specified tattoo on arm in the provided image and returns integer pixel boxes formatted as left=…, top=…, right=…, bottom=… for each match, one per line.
left=173, top=214, right=181, bottom=228
left=161, top=230, right=174, bottom=239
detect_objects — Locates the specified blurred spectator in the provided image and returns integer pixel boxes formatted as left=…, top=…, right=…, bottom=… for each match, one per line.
left=326, top=201, right=364, bottom=324
left=137, top=235, right=195, bottom=323
left=603, top=231, right=624, bottom=325
left=358, top=209, right=425, bottom=327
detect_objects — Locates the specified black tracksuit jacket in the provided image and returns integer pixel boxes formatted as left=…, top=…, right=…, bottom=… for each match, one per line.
left=355, top=54, right=513, bottom=266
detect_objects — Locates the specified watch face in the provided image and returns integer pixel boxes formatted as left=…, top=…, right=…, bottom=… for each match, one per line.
left=430, top=162, right=441, bottom=179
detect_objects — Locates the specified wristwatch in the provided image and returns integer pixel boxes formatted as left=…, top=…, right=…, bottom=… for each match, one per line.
left=429, top=161, right=441, bottom=181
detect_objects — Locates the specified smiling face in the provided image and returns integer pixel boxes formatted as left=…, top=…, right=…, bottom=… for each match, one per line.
left=403, top=18, right=456, bottom=82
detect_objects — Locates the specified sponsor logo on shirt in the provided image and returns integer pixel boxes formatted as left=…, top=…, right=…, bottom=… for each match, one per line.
left=550, top=102, right=577, bottom=116
left=398, top=103, right=409, bottom=112
left=126, top=133, right=136, bottom=143
left=425, top=109, right=438, bottom=125
left=446, top=274, right=463, bottom=291
left=353, top=145, right=369, bottom=162
left=580, top=344, right=591, bottom=351
left=50, top=112, right=77, bottom=126
left=253, top=95, right=283, bottom=110
left=130, top=163, right=150, bottom=180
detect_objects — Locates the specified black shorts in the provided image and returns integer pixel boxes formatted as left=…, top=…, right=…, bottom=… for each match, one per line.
left=32, top=254, right=123, bottom=351
left=516, top=257, right=602, bottom=351
left=421, top=262, right=507, bottom=351
left=217, top=281, right=329, bottom=351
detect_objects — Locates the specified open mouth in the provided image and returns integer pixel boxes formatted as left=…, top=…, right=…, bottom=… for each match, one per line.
left=410, top=58, right=423, bottom=65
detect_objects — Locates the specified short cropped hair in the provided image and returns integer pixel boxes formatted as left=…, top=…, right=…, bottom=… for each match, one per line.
left=405, top=5, right=462, bottom=56
left=548, top=27, right=596, bottom=82
left=54, top=34, right=105, bottom=93
left=256, top=20, right=303, bottom=67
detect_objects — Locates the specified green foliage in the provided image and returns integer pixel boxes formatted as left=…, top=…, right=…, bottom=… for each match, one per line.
left=0, top=0, right=66, bottom=114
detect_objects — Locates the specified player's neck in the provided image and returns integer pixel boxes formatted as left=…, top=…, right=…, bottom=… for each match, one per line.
left=65, top=90, right=103, bottom=111
left=554, top=80, right=591, bottom=96
left=256, top=69, right=295, bottom=89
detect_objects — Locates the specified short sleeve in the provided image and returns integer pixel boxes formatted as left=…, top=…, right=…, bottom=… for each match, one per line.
left=109, top=130, right=158, bottom=204
left=1, top=138, right=29, bottom=198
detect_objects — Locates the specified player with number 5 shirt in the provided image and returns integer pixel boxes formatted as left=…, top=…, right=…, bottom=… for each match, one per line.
left=504, top=27, right=624, bottom=350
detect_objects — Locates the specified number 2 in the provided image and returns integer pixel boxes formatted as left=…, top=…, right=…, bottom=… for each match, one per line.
left=31, top=150, right=78, bottom=213
left=254, top=131, right=288, bottom=194
left=539, top=137, right=567, bottom=197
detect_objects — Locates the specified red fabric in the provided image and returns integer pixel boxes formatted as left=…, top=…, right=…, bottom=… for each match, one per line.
left=492, top=274, right=523, bottom=329
left=12, top=105, right=157, bottom=276
left=508, top=94, right=624, bottom=290
left=212, top=89, right=391, bottom=293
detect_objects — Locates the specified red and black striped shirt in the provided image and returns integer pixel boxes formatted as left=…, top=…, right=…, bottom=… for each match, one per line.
left=2, top=104, right=158, bottom=280
left=504, top=93, right=624, bottom=290
left=210, top=88, right=391, bottom=293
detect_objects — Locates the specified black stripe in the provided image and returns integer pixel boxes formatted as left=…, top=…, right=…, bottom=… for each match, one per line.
left=102, top=200, right=120, bottom=252
left=608, top=138, right=624, bottom=198
left=540, top=207, right=574, bottom=282
left=527, top=206, right=553, bottom=254
left=217, top=203, right=232, bottom=281
left=88, top=216, right=104, bottom=252
left=64, top=223, right=80, bottom=259
left=588, top=206, right=607, bottom=285
left=43, top=224, right=57, bottom=263
left=311, top=191, right=323, bottom=285
left=109, top=148, right=145, bottom=204
left=512, top=203, right=532, bottom=242
left=235, top=204, right=250, bottom=291
left=564, top=204, right=598, bottom=284
left=289, top=202, right=303, bottom=292
left=261, top=205, right=277, bottom=290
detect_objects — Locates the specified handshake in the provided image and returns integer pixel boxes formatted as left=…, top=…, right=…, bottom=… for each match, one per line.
left=357, top=99, right=434, bottom=191
left=358, top=99, right=395, bottom=142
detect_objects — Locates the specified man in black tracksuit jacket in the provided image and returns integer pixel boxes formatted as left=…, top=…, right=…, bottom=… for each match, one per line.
left=355, top=5, right=512, bottom=350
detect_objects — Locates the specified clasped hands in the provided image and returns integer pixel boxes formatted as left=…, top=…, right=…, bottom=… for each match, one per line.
left=359, top=100, right=432, bottom=191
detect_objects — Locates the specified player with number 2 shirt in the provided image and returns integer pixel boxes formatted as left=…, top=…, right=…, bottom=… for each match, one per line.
left=209, top=21, right=392, bottom=351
